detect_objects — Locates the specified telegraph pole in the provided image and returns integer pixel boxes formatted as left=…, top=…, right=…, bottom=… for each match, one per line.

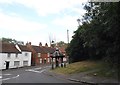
left=67, top=29, right=69, bottom=44
left=67, top=29, right=70, bottom=64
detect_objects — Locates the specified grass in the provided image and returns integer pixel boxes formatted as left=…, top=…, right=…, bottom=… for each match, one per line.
left=51, top=60, right=118, bottom=79
left=52, top=60, right=101, bottom=75
left=88, top=63, right=119, bottom=79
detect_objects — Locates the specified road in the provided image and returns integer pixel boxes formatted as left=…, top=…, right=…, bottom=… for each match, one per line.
left=1, top=65, right=77, bottom=84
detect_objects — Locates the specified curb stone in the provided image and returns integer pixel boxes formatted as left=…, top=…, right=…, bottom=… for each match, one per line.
left=68, top=78, right=98, bottom=85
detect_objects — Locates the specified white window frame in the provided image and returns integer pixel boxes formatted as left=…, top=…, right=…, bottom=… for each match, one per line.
left=7, top=53, right=11, bottom=58
left=16, top=53, right=18, bottom=58
left=38, top=53, right=41, bottom=57
left=25, top=53, right=28, bottom=56
left=14, top=61, right=20, bottom=66
left=23, top=61, right=28, bottom=66
left=40, top=58, right=42, bottom=63
left=48, top=58, right=50, bottom=63
left=47, top=53, right=50, bottom=57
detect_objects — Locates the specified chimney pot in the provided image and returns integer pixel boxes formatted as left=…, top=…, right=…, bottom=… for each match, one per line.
left=45, top=43, right=48, bottom=47
left=39, top=42, right=42, bottom=47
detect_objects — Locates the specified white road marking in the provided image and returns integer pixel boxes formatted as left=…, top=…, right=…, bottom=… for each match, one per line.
left=26, top=68, right=46, bottom=74
left=25, top=67, right=42, bottom=72
left=34, top=67, right=42, bottom=70
left=38, top=69, right=46, bottom=73
left=0, top=75, right=19, bottom=81
left=3, top=74, right=12, bottom=76
left=0, top=76, right=2, bottom=79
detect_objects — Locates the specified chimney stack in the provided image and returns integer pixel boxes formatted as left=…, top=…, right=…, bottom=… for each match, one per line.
left=29, top=42, right=31, bottom=45
left=45, top=43, right=48, bottom=47
left=39, top=42, right=42, bottom=47
left=26, top=42, right=31, bottom=48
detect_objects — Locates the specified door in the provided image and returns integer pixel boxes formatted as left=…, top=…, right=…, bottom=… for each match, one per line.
left=6, top=61, right=9, bottom=69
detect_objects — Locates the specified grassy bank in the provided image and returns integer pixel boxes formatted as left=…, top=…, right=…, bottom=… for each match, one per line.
left=52, top=60, right=101, bottom=74
left=52, top=60, right=118, bottom=79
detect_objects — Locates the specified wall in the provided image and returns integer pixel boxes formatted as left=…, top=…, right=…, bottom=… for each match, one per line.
left=0, top=53, right=3, bottom=69
left=0, top=53, right=20, bottom=69
left=18, top=51, right=31, bottom=66
left=0, top=51, right=31, bottom=70
left=41, top=53, right=51, bottom=64
left=22, top=52, right=31, bottom=66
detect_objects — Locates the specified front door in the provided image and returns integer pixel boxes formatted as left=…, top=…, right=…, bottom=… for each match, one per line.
left=6, top=61, right=9, bottom=69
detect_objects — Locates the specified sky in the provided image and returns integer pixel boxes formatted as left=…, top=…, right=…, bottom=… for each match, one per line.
left=0, top=0, right=88, bottom=46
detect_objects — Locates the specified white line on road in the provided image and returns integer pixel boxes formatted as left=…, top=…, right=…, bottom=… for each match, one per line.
left=0, top=76, right=2, bottom=79
left=25, top=67, right=42, bottom=72
left=26, top=69, right=46, bottom=74
left=0, top=75, right=19, bottom=81
left=3, top=74, right=12, bottom=76
left=34, top=67, right=42, bottom=70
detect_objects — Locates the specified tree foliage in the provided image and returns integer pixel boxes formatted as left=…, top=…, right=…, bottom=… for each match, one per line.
left=66, top=2, right=120, bottom=69
left=0, top=37, right=24, bottom=45
left=57, top=41, right=67, bottom=48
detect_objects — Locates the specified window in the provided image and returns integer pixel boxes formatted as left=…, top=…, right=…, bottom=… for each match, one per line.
left=40, top=59, right=42, bottom=63
left=25, top=53, right=28, bottom=56
left=16, top=54, right=18, bottom=58
left=23, top=61, right=28, bottom=66
left=48, top=58, right=50, bottom=63
left=38, top=53, right=41, bottom=57
left=48, top=53, right=50, bottom=57
left=7, top=53, right=11, bottom=58
left=14, top=61, right=20, bottom=66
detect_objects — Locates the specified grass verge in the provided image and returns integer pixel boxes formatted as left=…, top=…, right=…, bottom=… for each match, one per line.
left=51, top=60, right=118, bottom=79
left=52, top=60, right=101, bottom=75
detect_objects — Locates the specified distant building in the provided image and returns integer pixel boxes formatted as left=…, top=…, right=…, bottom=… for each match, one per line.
left=17, top=45, right=32, bottom=67
left=26, top=42, right=55, bottom=66
left=0, top=42, right=32, bottom=69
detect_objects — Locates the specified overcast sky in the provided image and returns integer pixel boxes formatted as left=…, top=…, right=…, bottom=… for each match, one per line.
left=0, top=0, right=87, bottom=46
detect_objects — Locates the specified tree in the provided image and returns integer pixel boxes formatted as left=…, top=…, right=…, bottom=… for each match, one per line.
left=57, top=41, right=67, bottom=48
left=66, top=2, right=120, bottom=69
left=1, top=37, right=24, bottom=45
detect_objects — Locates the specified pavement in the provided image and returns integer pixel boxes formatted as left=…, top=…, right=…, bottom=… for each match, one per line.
left=45, top=69, right=120, bottom=85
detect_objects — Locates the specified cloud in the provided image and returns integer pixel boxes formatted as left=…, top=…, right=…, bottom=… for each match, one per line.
left=0, top=0, right=88, bottom=16
left=52, top=15, right=83, bottom=30
left=0, top=12, right=47, bottom=31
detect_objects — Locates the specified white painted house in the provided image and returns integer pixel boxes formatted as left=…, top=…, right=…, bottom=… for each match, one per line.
left=17, top=45, right=31, bottom=67
left=0, top=42, right=31, bottom=70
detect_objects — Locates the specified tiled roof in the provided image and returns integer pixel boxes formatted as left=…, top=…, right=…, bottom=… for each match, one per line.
left=43, top=47, right=55, bottom=54
left=32, top=45, right=55, bottom=54
left=0, top=42, right=21, bottom=53
left=32, top=46, right=45, bottom=53
left=18, top=45, right=31, bottom=52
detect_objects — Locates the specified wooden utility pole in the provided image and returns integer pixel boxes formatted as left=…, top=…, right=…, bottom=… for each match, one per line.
left=67, top=29, right=69, bottom=44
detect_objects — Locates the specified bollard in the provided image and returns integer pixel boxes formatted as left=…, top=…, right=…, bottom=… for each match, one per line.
left=64, top=63, right=66, bottom=68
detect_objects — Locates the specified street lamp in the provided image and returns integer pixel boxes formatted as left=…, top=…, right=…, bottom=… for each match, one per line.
left=77, top=19, right=80, bottom=26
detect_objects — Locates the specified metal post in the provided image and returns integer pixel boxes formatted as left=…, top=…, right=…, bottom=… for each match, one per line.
left=61, top=57, right=63, bottom=67
left=55, top=57, right=59, bottom=68
left=51, top=57, right=54, bottom=69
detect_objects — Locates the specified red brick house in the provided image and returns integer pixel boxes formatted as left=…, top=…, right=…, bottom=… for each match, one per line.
left=26, top=42, right=55, bottom=66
